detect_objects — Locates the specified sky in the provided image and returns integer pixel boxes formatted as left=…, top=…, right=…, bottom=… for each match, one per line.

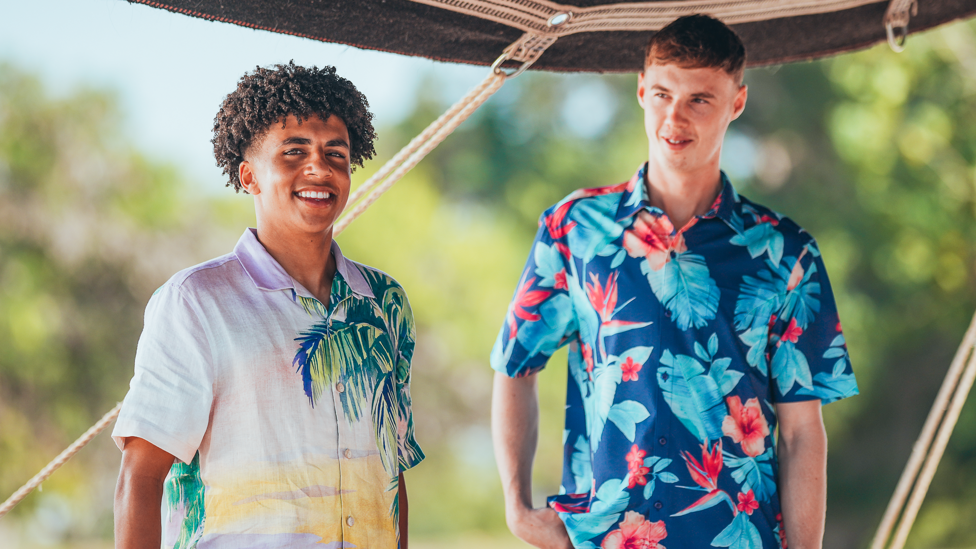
left=0, top=0, right=490, bottom=185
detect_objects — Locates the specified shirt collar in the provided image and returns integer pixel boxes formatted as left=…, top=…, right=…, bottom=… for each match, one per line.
left=234, top=228, right=375, bottom=299
left=615, top=163, right=740, bottom=230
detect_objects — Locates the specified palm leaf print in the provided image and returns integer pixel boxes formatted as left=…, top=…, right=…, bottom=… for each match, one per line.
left=643, top=251, right=720, bottom=330
left=164, top=452, right=205, bottom=549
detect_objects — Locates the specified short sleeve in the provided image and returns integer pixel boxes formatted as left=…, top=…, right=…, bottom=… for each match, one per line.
left=490, top=216, right=579, bottom=378
left=392, top=291, right=424, bottom=472
left=768, top=243, right=859, bottom=405
left=112, top=283, right=214, bottom=464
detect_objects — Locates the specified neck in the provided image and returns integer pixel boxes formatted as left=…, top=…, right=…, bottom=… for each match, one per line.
left=644, top=160, right=722, bottom=230
left=254, top=220, right=337, bottom=304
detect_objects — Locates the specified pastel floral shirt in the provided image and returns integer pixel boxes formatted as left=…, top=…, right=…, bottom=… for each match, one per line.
left=490, top=165, right=858, bottom=549
left=113, top=229, right=423, bottom=549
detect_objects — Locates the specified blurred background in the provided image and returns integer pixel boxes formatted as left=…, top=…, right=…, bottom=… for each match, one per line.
left=1, top=1, right=976, bottom=547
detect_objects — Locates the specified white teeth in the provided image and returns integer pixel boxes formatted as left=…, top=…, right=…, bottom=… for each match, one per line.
left=298, top=190, right=332, bottom=199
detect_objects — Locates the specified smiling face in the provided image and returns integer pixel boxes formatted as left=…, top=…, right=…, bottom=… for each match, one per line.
left=637, top=62, right=747, bottom=178
left=239, top=114, right=351, bottom=239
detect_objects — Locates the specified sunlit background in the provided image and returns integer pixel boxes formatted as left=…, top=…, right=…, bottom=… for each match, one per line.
left=1, top=1, right=976, bottom=548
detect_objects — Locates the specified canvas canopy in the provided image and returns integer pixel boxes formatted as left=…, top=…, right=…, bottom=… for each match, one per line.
left=127, top=0, right=975, bottom=71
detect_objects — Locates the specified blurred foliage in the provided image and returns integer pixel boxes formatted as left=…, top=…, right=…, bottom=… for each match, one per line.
left=2, top=18, right=976, bottom=549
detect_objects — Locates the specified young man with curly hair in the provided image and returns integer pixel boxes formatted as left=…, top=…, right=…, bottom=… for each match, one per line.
left=491, top=15, right=857, bottom=549
left=113, top=62, right=423, bottom=549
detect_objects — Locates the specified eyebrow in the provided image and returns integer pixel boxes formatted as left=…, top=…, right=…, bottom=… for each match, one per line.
left=279, top=137, right=350, bottom=148
left=650, top=84, right=716, bottom=99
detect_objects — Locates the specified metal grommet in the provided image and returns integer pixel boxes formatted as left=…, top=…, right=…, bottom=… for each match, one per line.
left=547, top=12, right=572, bottom=27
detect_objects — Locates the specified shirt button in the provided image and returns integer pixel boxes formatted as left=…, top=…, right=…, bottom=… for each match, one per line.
left=659, top=437, right=667, bottom=446
left=661, top=372, right=669, bottom=381
left=336, top=382, right=345, bottom=393
left=344, top=449, right=353, bottom=459
left=346, top=515, right=355, bottom=527
left=664, top=310, right=672, bottom=318
left=654, top=501, right=663, bottom=510
left=669, top=250, right=677, bottom=259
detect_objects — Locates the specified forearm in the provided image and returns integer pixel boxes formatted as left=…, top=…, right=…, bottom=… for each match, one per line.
left=398, top=472, right=408, bottom=549
left=492, top=371, right=539, bottom=516
left=114, top=437, right=176, bottom=549
left=776, top=405, right=827, bottom=549
left=114, top=469, right=165, bottom=548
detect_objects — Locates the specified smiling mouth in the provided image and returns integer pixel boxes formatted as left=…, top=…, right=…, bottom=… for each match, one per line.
left=295, top=189, right=337, bottom=208
left=664, top=138, right=691, bottom=145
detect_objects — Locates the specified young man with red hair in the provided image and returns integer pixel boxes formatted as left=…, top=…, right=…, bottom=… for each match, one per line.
left=491, top=15, right=857, bottom=549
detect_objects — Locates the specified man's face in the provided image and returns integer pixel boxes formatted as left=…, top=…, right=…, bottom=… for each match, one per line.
left=239, top=114, right=351, bottom=237
left=637, top=62, right=747, bottom=176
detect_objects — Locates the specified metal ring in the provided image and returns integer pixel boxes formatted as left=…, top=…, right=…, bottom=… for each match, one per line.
left=886, top=21, right=908, bottom=53
left=491, top=51, right=533, bottom=79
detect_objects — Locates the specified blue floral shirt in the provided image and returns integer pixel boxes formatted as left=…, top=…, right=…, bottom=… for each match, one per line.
left=490, top=165, right=858, bottom=549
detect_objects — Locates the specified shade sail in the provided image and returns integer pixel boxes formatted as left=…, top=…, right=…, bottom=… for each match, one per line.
left=128, top=0, right=975, bottom=71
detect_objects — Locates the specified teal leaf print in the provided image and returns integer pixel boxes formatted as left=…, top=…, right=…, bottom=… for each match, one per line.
left=780, top=259, right=821, bottom=329
left=738, top=326, right=769, bottom=374
left=533, top=242, right=565, bottom=288
left=730, top=222, right=784, bottom=266
left=797, top=336, right=858, bottom=403
left=771, top=341, right=813, bottom=395
left=165, top=453, right=205, bottom=549
left=517, top=293, right=574, bottom=358
left=570, top=435, right=593, bottom=494
left=712, top=512, right=763, bottom=549
left=611, top=249, right=626, bottom=269
left=607, top=400, right=651, bottom=441
left=600, top=319, right=653, bottom=338
left=658, top=344, right=743, bottom=442
left=724, top=449, right=776, bottom=502
left=371, top=372, right=401, bottom=479
left=643, top=251, right=720, bottom=330
left=567, top=195, right=624, bottom=262
left=562, top=479, right=629, bottom=544
left=734, top=268, right=785, bottom=332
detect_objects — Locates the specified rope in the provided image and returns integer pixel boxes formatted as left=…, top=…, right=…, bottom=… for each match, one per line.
left=0, top=402, right=123, bottom=518
left=407, top=0, right=884, bottom=37
left=335, top=71, right=505, bottom=234
left=871, top=308, right=976, bottom=549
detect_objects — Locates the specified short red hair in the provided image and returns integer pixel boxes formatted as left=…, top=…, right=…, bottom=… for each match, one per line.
left=644, top=14, right=746, bottom=84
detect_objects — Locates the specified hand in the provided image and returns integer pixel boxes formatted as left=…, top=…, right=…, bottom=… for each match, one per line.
left=507, top=506, right=574, bottom=549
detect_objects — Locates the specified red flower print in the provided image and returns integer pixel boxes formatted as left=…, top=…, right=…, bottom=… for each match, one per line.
left=682, top=440, right=723, bottom=493
left=626, top=444, right=646, bottom=469
left=625, top=445, right=650, bottom=489
left=555, top=243, right=572, bottom=260
left=676, top=441, right=729, bottom=516
left=586, top=272, right=619, bottom=322
left=582, top=343, right=595, bottom=376
left=767, top=314, right=778, bottom=329
left=787, top=248, right=808, bottom=291
left=836, top=320, right=843, bottom=332
left=622, top=211, right=687, bottom=271
left=554, top=269, right=568, bottom=290
left=776, top=513, right=788, bottom=548
left=506, top=274, right=552, bottom=339
left=781, top=318, right=803, bottom=344
left=601, top=511, right=667, bottom=549
left=758, top=214, right=779, bottom=226
left=722, top=396, right=770, bottom=458
left=736, top=490, right=759, bottom=515
left=568, top=181, right=630, bottom=201
left=545, top=201, right=578, bottom=240
left=621, top=357, right=642, bottom=382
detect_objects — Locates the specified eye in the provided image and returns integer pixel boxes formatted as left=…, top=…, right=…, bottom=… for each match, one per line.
left=654, top=93, right=669, bottom=99
left=283, top=148, right=305, bottom=155
left=692, top=98, right=709, bottom=104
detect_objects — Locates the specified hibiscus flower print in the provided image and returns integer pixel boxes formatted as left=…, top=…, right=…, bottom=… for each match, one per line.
left=625, top=445, right=650, bottom=489
left=505, top=274, right=551, bottom=339
left=722, top=396, right=770, bottom=458
left=601, top=511, right=667, bottom=549
left=736, top=490, right=759, bottom=515
left=621, top=357, right=642, bottom=382
left=622, top=211, right=687, bottom=271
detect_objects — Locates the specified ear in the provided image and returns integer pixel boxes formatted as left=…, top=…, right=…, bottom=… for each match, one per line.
left=636, top=71, right=647, bottom=108
left=239, top=161, right=260, bottom=195
left=731, top=84, right=748, bottom=121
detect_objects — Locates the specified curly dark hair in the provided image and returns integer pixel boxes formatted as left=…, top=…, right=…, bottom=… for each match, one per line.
left=212, top=61, right=377, bottom=192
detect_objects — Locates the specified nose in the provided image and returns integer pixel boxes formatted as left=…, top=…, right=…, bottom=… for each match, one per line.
left=665, top=102, right=688, bottom=126
left=305, top=150, right=332, bottom=178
